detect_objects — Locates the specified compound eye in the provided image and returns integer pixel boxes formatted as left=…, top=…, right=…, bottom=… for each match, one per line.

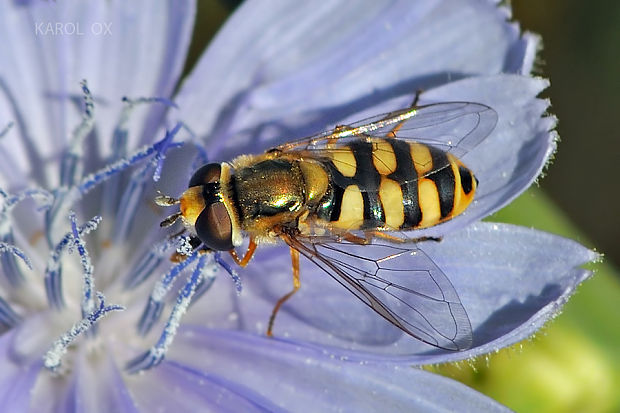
left=195, top=202, right=233, bottom=251
left=188, top=163, right=221, bottom=188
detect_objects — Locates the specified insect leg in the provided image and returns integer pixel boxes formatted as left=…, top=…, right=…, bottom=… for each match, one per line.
left=159, top=211, right=182, bottom=228
left=342, top=232, right=371, bottom=244
left=321, top=229, right=433, bottom=246
left=410, top=89, right=422, bottom=107
left=266, top=246, right=301, bottom=337
left=386, top=90, right=423, bottom=138
left=229, top=237, right=257, bottom=267
left=365, top=230, right=442, bottom=244
left=364, top=231, right=408, bottom=243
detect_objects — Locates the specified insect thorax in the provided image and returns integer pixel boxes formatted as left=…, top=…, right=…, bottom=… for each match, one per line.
left=229, top=156, right=329, bottom=235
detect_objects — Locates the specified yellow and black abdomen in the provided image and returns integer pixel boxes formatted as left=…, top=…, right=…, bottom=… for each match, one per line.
left=314, top=138, right=477, bottom=231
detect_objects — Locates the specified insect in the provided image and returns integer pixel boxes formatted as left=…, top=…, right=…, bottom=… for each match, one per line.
left=157, top=95, right=498, bottom=351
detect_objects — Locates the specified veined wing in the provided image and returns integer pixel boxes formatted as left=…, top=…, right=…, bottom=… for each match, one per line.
left=283, top=235, right=473, bottom=351
left=273, top=101, right=498, bottom=159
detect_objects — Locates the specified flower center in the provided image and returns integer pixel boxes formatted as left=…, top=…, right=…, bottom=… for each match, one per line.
left=0, top=82, right=224, bottom=375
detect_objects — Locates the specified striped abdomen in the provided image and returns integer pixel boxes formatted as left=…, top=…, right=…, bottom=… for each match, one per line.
left=314, top=138, right=477, bottom=231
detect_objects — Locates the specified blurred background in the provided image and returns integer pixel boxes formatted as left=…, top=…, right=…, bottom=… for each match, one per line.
left=184, top=1, right=620, bottom=411
left=512, top=0, right=619, bottom=269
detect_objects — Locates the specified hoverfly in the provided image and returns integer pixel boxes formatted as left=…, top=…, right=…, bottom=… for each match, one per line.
left=157, top=95, right=498, bottom=351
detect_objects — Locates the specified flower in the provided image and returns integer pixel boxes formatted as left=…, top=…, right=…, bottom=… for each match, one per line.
left=0, top=1, right=596, bottom=412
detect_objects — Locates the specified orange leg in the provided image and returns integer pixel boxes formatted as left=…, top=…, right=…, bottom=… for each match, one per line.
left=336, top=229, right=405, bottom=244
left=365, top=230, right=408, bottom=243
left=267, top=246, right=301, bottom=337
left=342, top=232, right=371, bottom=245
left=229, top=237, right=257, bottom=267
left=332, top=230, right=402, bottom=245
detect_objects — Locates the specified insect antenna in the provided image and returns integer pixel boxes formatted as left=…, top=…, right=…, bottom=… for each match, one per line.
left=154, top=193, right=179, bottom=206
left=159, top=212, right=182, bottom=228
left=154, top=192, right=181, bottom=227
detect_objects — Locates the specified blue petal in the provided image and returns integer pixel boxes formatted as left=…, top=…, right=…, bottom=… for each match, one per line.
left=131, top=359, right=285, bottom=413
left=27, top=344, right=139, bottom=413
left=153, top=327, right=510, bottom=412
left=184, top=222, right=595, bottom=364
left=175, top=0, right=538, bottom=160
left=0, top=0, right=196, bottom=185
left=75, top=351, right=140, bottom=413
left=0, top=330, right=42, bottom=411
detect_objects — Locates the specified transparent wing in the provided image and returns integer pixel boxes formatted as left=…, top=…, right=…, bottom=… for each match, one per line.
left=272, top=102, right=497, bottom=192
left=273, top=101, right=498, bottom=159
left=283, top=235, right=473, bottom=351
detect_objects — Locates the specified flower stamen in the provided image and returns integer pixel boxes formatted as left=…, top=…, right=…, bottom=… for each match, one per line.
left=214, top=251, right=242, bottom=295
left=124, top=235, right=186, bottom=289
left=76, top=126, right=183, bottom=197
left=60, top=80, right=94, bottom=188
left=44, top=215, right=102, bottom=310
left=68, top=211, right=97, bottom=320
left=151, top=123, right=182, bottom=183
left=103, top=96, right=178, bottom=219
left=43, top=291, right=124, bottom=372
left=0, top=242, right=32, bottom=270
left=0, top=187, right=52, bottom=286
left=137, top=249, right=200, bottom=336
left=127, top=254, right=214, bottom=374
left=44, top=123, right=184, bottom=246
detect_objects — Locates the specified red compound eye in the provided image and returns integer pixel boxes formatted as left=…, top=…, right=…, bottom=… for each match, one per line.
left=188, top=163, right=221, bottom=188
left=195, top=201, right=233, bottom=251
